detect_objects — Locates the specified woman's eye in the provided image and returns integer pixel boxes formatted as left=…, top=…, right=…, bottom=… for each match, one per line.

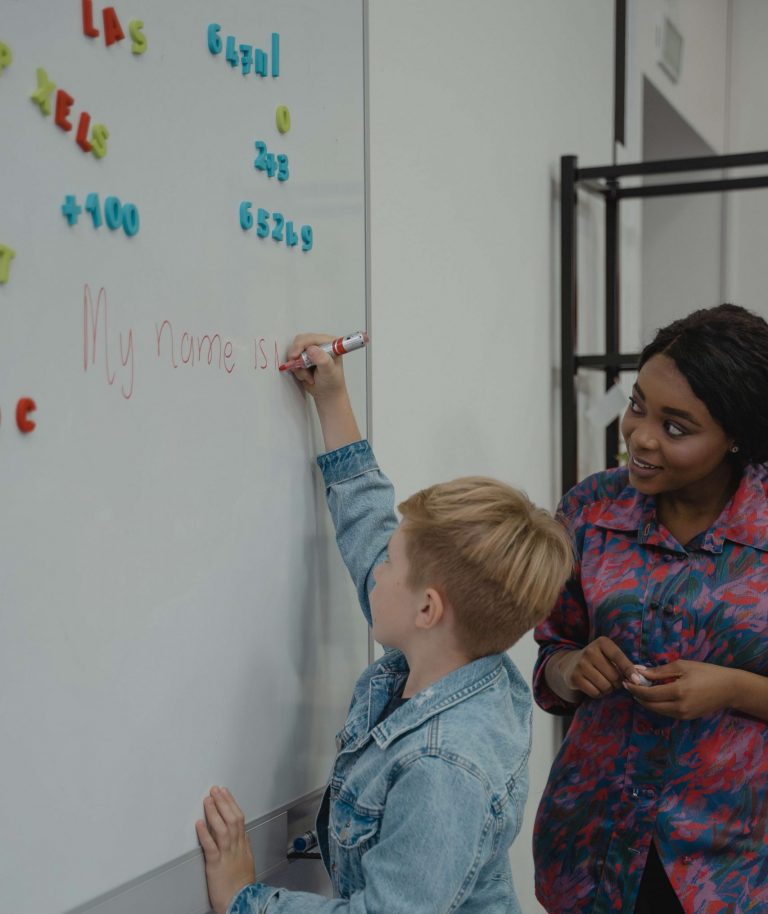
left=664, top=422, right=685, bottom=438
left=628, top=396, right=642, bottom=413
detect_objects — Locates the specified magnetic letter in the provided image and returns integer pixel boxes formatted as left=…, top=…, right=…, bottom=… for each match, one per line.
left=16, top=398, right=37, bottom=434
left=90, top=123, right=109, bottom=158
left=82, top=0, right=100, bottom=37
left=0, top=41, right=12, bottom=74
left=55, top=90, right=75, bottom=131
left=76, top=111, right=93, bottom=151
left=30, top=68, right=56, bottom=116
left=102, top=7, right=125, bottom=46
left=129, top=20, right=147, bottom=55
left=0, top=244, right=16, bottom=284
left=271, top=33, right=280, bottom=76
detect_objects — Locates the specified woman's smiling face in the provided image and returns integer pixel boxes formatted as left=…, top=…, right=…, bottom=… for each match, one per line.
left=620, top=354, right=735, bottom=498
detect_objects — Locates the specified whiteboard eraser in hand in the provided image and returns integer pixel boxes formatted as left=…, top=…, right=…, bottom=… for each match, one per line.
left=633, top=665, right=653, bottom=686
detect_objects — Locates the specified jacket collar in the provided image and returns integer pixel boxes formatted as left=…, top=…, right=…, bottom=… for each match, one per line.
left=340, top=652, right=508, bottom=752
left=593, top=463, right=768, bottom=554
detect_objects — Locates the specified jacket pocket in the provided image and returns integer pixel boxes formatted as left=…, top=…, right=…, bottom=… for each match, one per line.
left=328, top=796, right=382, bottom=897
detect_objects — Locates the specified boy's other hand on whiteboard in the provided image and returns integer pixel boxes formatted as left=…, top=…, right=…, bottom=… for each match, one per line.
left=196, top=786, right=256, bottom=914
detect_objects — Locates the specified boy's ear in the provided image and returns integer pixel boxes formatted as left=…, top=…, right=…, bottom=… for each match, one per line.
left=414, top=587, right=446, bottom=630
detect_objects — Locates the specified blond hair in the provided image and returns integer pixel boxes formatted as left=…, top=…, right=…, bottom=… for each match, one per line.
left=398, top=477, right=573, bottom=659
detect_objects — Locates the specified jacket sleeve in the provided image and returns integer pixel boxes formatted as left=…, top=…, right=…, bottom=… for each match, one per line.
left=531, top=486, right=592, bottom=714
left=316, top=440, right=399, bottom=628
left=226, top=757, right=497, bottom=914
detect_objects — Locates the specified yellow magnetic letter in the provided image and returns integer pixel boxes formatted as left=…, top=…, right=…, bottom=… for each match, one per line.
left=0, top=42, right=12, bottom=74
left=90, top=123, right=109, bottom=159
left=0, top=244, right=16, bottom=284
left=30, top=67, right=56, bottom=115
left=129, top=20, right=147, bottom=55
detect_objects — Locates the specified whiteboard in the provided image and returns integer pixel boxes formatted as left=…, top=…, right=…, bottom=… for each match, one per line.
left=0, top=3, right=368, bottom=913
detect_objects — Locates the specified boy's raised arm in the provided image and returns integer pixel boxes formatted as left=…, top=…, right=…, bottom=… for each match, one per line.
left=285, top=334, right=396, bottom=628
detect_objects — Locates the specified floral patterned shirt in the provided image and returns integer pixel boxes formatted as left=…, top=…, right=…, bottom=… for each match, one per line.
left=532, top=463, right=768, bottom=914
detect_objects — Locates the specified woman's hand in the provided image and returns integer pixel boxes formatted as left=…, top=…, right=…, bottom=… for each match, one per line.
left=196, top=786, right=256, bottom=914
left=623, top=660, right=740, bottom=719
left=552, top=637, right=642, bottom=701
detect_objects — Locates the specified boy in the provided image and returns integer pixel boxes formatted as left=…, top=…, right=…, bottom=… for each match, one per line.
left=196, top=335, right=573, bottom=914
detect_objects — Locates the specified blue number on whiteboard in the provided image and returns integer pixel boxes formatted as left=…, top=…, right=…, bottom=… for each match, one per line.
left=301, top=225, right=313, bottom=251
left=84, top=193, right=102, bottom=228
left=239, top=201, right=253, bottom=230
left=256, top=208, right=270, bottom=238
left=277, top=155, right=289, bottom=182
left=240, top=44, right=253, bottom=75
left=207, top=24, right=222, bottom=54
left=104, top=196, right=122, bottom=230
left=122, top=203, right=140, bottom=237
left=271, top=212, right=284, bottom=242
left=225, top=35, right=238, bottom=67
left=254, top=141, right=267, bottom=172
left=285, top=221, right=298, bottom=247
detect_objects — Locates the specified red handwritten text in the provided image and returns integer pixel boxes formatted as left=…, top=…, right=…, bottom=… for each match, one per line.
left=155, top=319, right=236, bottom=374
left=83, top=284, right=134, bottom=398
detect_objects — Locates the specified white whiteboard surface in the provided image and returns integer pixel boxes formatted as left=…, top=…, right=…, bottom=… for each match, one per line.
left=0, top=3, right=368, bottom=913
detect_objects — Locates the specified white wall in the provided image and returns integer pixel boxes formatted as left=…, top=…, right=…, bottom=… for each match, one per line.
left=634, top=0, right=728, bottom=154
left=367, top=3, right=613, bottom=910
left=724, top=0, right=768, bottom=318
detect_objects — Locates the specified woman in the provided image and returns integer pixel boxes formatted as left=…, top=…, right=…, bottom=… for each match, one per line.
left=533, top=304, right=768, bottom=913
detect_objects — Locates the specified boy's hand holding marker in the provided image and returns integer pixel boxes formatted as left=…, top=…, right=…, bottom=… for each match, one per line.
left=281, top=332, right=368, bottom=452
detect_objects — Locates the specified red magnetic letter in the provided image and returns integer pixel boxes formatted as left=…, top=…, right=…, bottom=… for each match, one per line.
left=55, top=90, right=74, bottom=131
left=82, top=0, right=100, bottom=37
left=102, top=7, right=126, bottom=46
left=76, top=111, right=93, bottom=151
left=16, top=398, right=37, bottom=433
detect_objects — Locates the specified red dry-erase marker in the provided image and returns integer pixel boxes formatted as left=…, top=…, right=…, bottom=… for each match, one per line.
left=279, top=331, right=369, bottom=372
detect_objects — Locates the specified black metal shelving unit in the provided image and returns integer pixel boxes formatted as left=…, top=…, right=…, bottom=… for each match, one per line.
left=560, top=150, right=768, bottom=495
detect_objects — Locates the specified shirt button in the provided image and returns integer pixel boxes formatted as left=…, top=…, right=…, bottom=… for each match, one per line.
left=682, top=856, right=693, bottom=865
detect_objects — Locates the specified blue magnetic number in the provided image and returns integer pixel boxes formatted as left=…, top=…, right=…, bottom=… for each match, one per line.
left=225, top=35, right=238, bottom=67
left=239, top=201, right=253, bottom=230
left=301, top=225, right=313, bottom=252
left=256, top=208, right=270, bottom=238
left=277, top=154, right=289, bottom=182
left=264, top=153, right=277, bottom=178
left=61, top=195, right=82, bottom=226
left=285, top=221, right=298, bottom=247
left=271, top=212, right=284, bottom=242
left=240, top=44, right=253, bottom=75
left=104, top=196, right=122, bottom=230
left=85, top=192, right=102, bottom=227
left=122, top=203, right=140, bottom=237
left=207, top=24, right=222, bottom=55
left=254, top=141, right=267, bottom=172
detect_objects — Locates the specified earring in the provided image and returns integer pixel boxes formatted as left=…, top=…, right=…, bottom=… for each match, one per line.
left=731, top=445, right=740, bottom=454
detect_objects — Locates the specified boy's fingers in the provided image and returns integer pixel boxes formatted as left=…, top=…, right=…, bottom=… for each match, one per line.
left=213, top=787, right=246, bottom=827
left=195, top=819, right=220, bottom=858
left=204, top=795, right=230, bottom=846
left=287, top=333, right=334, bottom=360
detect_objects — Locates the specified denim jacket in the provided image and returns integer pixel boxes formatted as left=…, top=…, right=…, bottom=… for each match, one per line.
left=228, top=440, right=533, bottom=914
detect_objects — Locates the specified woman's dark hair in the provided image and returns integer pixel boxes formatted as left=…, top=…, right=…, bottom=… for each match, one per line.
left=639, top=303, right=768, bottom=465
